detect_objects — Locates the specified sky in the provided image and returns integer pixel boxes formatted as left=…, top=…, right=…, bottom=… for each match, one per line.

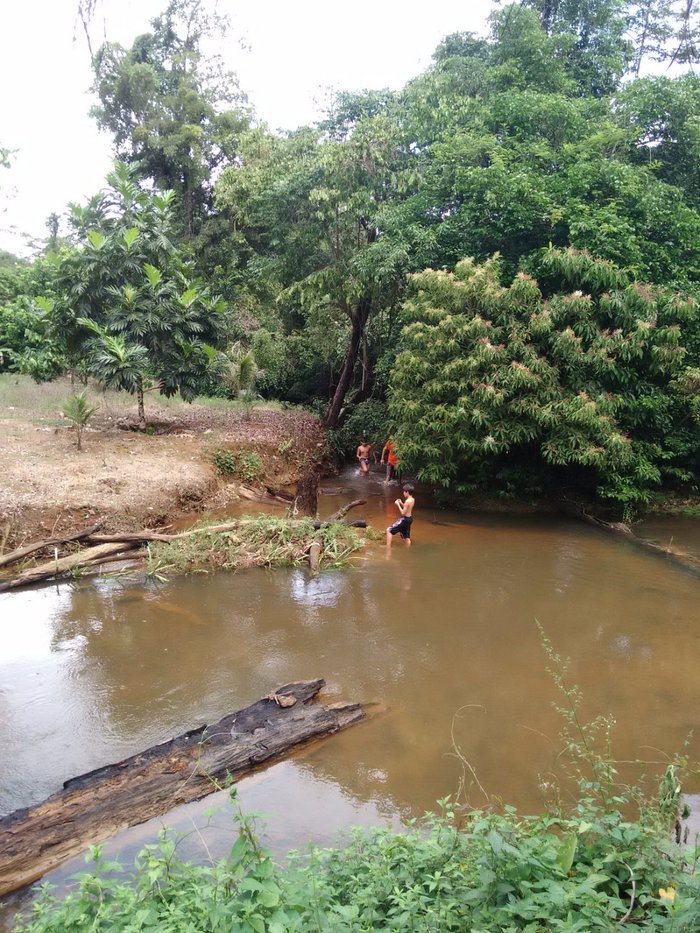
left=0, top=0, right=493, bottom=256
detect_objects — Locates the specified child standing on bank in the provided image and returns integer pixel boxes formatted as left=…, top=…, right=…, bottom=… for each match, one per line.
left=386, top=484, right=415, bottom=547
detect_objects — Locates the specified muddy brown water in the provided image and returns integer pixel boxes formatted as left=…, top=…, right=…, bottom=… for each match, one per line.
left=2, top=469, right=700, bottom=920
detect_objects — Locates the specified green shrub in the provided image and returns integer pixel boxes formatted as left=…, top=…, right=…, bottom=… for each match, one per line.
left=16, top=785, right=700, bottom=932
left=212, top=448, right=264, bottom=483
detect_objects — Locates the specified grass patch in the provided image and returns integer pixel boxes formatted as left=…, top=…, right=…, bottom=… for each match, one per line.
left=0, top=374, right=303, bottom=421
left=147, top=515, right=363, bottom=578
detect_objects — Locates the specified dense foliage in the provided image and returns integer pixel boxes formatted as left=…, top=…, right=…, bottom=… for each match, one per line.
left=13, top=805, right=697, bottom=931
left=4, top=0, right=700, bottom=503
left=389, top=249, right=700, bottom=509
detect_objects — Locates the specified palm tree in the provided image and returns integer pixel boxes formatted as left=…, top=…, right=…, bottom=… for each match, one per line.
left=62, top=391, right=98, bottom=451
left=223, top=344, right=259, bottom=420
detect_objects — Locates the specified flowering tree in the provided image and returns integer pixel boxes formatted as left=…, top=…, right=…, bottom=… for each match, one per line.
left=389, top=248, right=700, bottom=510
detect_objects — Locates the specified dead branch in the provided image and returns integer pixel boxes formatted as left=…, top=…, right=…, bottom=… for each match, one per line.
left=0, top=522, right=104, bottom=570
left=327, top=498, right=367, bottom=522
left=0, top=543, right=139, bottom=592
left=560, top=502, right=700, bottom=578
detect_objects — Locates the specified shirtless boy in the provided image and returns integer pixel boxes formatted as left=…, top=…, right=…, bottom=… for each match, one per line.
left=356, top=439, right=375, bottom=475
left=386, top=484, right=415, bottom=547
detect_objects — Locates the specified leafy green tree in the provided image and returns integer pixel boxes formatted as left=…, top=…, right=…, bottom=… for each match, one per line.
left=215, top=103, right=424, bottom=427
left=0, top=259, right=64, bottom=379
left=389, top=249, right=699, bottom=511
left=48, top=162, right=226, bottom=427
left=615, top=74, right=700, bottom=209
left=497, top=0, right=631, bottom=96
left=91, top=0, right=249, bottom=236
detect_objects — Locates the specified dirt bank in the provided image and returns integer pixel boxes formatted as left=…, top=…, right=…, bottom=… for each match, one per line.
left=0, top=377, right=326, bottom=549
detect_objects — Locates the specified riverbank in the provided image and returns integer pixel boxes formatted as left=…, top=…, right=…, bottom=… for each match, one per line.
left=0, top=376, right=326, bottom=550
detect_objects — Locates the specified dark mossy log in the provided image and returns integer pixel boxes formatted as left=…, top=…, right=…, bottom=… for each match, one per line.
left=560, top=502, right=700, bottom=578
left=0, top=679, right=365, bottom=896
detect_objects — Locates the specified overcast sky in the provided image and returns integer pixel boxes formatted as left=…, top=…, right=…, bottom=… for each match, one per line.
left=0, top=0, right=493, bottom=255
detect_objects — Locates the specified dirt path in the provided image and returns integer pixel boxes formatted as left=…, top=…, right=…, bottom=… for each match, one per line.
left=0, top=378, right=325, bottom=548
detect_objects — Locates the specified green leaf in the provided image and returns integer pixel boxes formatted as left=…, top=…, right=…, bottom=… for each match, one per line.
left=555, top=833, right=577, bottom=874
left=143, top=264, right=163, bottom=289
left=179, top=287, right=199, bottom=307
left=87, top=230, right=106, bottom=250
left=123, top=227, right=140, bottom=248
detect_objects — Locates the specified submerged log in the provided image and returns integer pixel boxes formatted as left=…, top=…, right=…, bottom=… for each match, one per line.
left=560, top=502, right=700, bottom=578
left=0, top=679, right=365, bottom=896
left=327, top=498, right=367, bottom=522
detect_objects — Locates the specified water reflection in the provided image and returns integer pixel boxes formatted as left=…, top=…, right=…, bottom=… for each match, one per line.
left=1, top=494, right=700, bottom=880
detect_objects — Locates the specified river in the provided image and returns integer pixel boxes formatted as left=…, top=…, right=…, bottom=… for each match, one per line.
left=1, top=468, right=699, bottom=920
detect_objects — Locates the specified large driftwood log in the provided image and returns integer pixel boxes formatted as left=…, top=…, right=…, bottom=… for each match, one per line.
left=0, top=679, right=365, bottom=896
left=560, top=502, right=700, bottom=578
left=0, top=522, right=104, bottom=570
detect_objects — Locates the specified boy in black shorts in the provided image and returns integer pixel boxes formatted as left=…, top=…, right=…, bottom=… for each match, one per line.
left=386, top=484, right=415, bottom=548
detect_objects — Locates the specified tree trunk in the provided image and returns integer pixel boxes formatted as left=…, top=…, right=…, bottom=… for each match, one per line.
left=0, top=680, right=366, bottom=896
left=137, top=383, right=146, bottom=431
left=295, top=469, right=320, bottom=517
left=324, top=296, right=371, bottom=429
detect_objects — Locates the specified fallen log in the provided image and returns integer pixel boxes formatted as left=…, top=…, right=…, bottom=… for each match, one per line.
left=560, top=502, right=700, bottom=579
left=0, top=679, right=365, bottom=896
left=0, top=522, right=104, bottom=570
left=312, top=519, right=367, bottom=529
left=0, top=542, right=139, bottom=592
left=308, top=533, right=323, bottom=573
left=327, top=498, right=367, bottom=522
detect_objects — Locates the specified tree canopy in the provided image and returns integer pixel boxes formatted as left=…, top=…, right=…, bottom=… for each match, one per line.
left=4, top=0, right=700, bottom=507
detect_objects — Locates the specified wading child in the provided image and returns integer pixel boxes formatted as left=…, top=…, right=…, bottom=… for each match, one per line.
left=380, top=437, right=399, bottom=484
left=356, top=439, right=375, bottom=475
left=386, top=484, right=415, bottom=547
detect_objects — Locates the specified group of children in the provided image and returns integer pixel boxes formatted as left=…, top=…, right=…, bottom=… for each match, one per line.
left=355, top=437, right=414, bottom=547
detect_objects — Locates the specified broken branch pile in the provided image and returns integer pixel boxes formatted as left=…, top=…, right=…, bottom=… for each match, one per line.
left=0, top=507, right=368, bottom=592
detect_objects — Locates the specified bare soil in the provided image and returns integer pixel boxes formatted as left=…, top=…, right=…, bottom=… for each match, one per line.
left=0, top=378, right=326, bottom=549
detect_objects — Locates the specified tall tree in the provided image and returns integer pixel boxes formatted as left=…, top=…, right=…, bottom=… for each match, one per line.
left=500, top=0, right=632, bottom=95
left=91, top=0, right=249, bottom=237
left=216, top=97, right=431, bottom=428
